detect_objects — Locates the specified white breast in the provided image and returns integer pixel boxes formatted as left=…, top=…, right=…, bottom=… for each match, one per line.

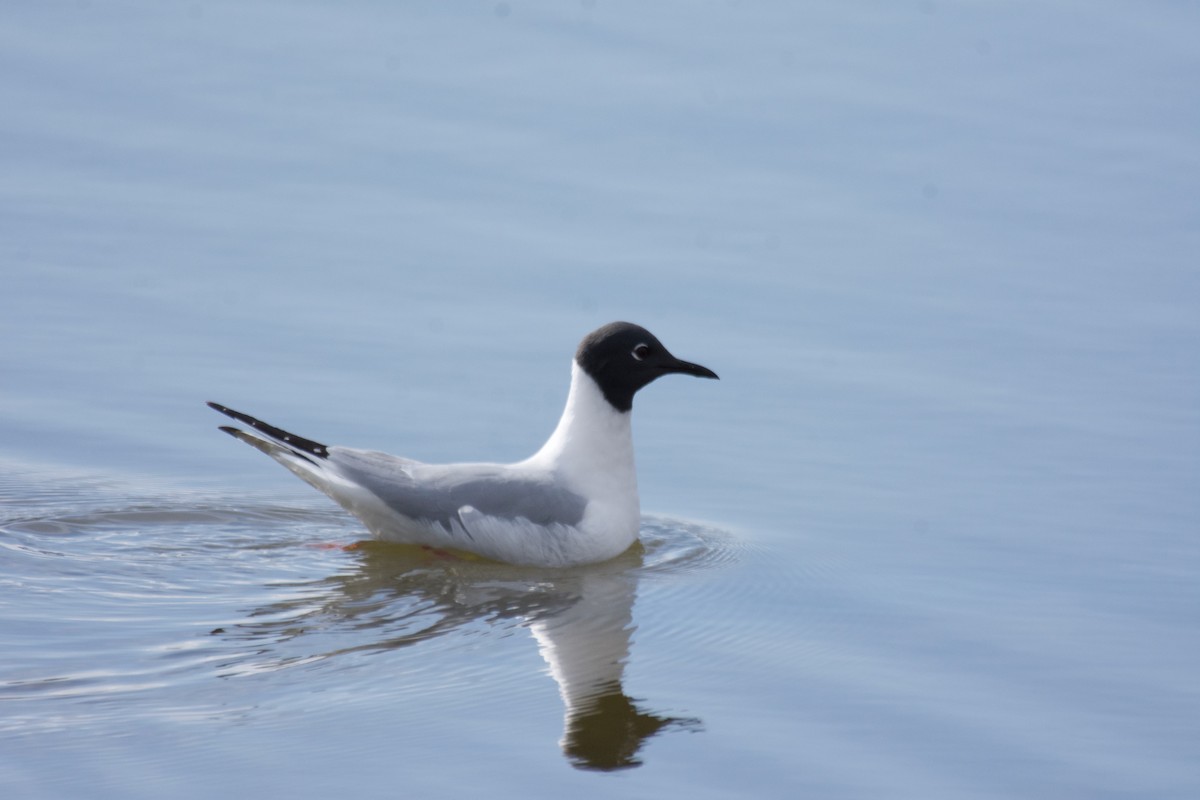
left=522, top=362, right=641, bottom=560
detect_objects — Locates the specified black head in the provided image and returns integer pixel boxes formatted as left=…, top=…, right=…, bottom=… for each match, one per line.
left=575, top=321, right=719, bottom=412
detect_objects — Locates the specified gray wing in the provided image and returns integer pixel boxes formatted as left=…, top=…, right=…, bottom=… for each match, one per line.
left=328, top=448, right=588, bottom=530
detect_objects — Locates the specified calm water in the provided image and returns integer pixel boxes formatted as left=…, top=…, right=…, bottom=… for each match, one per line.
left=2, top=2, right=1198, bottom=798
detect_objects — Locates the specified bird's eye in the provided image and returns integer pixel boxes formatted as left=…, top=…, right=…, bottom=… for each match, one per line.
left=632, top=343, right=651, bottom=361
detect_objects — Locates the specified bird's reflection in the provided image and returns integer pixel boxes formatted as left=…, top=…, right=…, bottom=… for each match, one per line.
left=223, top=540, right=700, bottom=770
left=526, top=564, right=699, bottom=770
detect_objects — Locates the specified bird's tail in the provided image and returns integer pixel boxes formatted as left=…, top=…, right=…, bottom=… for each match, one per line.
left=207, top=402, right=334, bottom=492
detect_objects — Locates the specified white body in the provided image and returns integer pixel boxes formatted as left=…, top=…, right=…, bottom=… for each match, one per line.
left=250, top=363, right=640, bottom=567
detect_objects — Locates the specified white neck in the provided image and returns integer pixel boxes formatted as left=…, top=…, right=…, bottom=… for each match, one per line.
left=526, top=362, right=638, bottom=502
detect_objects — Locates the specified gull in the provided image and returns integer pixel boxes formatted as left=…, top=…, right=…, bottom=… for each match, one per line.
left=208, top=321, right=718, bottom=567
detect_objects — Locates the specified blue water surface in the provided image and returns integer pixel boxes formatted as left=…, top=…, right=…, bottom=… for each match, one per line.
left=2, top=2, right=1198, bottom=798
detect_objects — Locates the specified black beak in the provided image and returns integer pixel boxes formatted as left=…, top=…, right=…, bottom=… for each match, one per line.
left=667, top=357, right=719, bottom=380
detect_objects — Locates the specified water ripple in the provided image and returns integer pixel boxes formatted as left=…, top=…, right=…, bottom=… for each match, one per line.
left=1, top=465, right=739, bottom=768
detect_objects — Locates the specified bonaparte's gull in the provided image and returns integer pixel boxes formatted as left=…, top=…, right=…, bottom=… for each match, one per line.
left=208, top=322, right=717, bottom=566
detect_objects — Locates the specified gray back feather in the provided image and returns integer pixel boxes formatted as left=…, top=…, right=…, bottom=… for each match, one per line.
left=330, top=449, right=588, bottom=530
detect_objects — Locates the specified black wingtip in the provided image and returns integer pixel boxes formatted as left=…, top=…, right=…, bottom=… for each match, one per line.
left=207, top=401, right=330, bottom=459
left=217, top=425, right=241, bottom=438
